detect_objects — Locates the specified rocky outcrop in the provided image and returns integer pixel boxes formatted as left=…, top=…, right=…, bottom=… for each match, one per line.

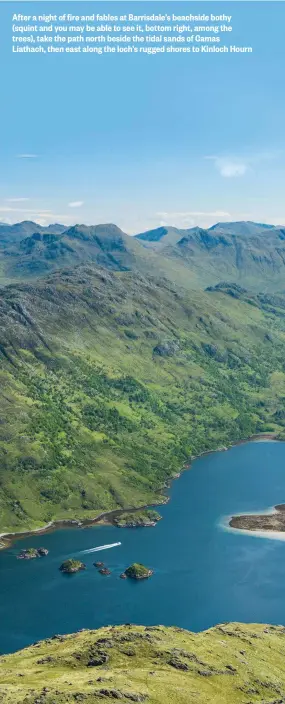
left=98, top=567, right=111, bottom=576
left=113, top=510, right=161, bottom=528
left=17, top=547, right=49, bottom=559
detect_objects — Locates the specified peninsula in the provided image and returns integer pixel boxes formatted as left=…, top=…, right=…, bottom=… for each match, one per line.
left=230, top=504, right=285, bottom=533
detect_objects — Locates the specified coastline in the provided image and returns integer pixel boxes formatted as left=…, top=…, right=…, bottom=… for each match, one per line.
left=228, top=502, right=285, bottom=540
left=225, top=518, right=285, bottom=543
left=0, top=431, right=279, bottom=551
left=0, top=502, right=169, bottom=551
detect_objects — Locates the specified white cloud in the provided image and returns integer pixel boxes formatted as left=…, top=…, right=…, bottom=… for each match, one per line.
left=204, top=150, right=283, bottom=178
left=6, top=197, right=30, bottom=203
left=206, top=156, right=248, bottom=178
left=68, top=201, right=84, bottom=208
left=16, top=154, right=39, bottom=159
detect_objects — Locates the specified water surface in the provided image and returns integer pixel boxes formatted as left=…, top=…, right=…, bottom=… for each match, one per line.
left=1, top=441, right=285, bottom=654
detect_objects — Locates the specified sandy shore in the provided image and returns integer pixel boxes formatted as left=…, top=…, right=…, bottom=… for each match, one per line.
left=229, top=503, right=285, bottom=538
left=0, top=432, right=280, bottom=551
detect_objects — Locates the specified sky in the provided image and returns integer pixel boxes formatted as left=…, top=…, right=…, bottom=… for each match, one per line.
left=0, top=1, right=285, bottom=233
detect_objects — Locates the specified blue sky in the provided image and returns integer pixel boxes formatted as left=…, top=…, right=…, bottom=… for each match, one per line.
left=0, top=1, right=285, bottom=233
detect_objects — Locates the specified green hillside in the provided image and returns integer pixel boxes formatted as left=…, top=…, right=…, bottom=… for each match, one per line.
left=1, top=261, right=285, bottom=533
left=1, top=622, right=285, bottom=703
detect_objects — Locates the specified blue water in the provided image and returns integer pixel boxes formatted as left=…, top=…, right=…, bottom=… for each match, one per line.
left=1, top=440, right=285, bottom=655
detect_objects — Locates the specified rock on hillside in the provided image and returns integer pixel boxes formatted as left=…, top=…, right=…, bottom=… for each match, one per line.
left=1, top=623, right=285, bottom=703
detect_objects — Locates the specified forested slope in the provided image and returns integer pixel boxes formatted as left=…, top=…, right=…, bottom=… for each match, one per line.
left=1, top=263, right=285, bottom=532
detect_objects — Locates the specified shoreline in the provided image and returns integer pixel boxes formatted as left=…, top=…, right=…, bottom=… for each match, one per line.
left=228, top=502, right=285, bottom=539
left=0, top=431, right=279, bottom=551
left=0, top=501, right=169, bottom=551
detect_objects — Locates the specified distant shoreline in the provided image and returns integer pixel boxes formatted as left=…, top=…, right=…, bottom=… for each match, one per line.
left=0, top=432, right=279, bottom=551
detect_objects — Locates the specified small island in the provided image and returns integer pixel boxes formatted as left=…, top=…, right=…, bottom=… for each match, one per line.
left=17, top=547, right=49, bottom=560
left=124, top=563, right=153, bottom=580
left=229, top=504, right=285, bottom=533
left=94, top=561, right=104, bottom=568
left=113, top=509, right=162, bottom=528
left=59, top=558, right=86, bottom=574
left=98, top=567, right=111, bottom=576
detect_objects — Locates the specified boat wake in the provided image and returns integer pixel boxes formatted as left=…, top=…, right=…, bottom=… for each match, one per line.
left=81, top=542, right=121, bottom=554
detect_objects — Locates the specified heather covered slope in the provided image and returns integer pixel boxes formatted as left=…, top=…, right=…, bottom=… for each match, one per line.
left=1, top=623, right=285, bottom=703
left=1, top=265, right=285, bottom=532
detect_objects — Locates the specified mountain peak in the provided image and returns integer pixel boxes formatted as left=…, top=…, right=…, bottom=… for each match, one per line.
left=208, top=221, right=275, bottom=236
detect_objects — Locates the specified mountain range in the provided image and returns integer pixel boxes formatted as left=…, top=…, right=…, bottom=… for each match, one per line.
left=1, top=219, right=285, bottom=291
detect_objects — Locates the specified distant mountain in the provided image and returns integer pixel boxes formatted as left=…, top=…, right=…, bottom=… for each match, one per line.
left=208, top=220, right=277, bottom=236
left=135, top=221, right=285, bottom=291
left=1, top=219, right=285, bottom=292
left=0, top=220, right=66, bottom=246
left=135, top=225, right=184, bottom=248
left=1, top=223, right=153, bottom=280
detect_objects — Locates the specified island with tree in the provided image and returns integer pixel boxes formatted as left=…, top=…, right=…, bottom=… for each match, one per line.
left=59, top=559, right=86, bottom=574
left=123, top=563, right=153, bottom=580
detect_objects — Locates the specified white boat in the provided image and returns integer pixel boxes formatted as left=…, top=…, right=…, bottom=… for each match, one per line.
left=82, top=542, right=121, bottom=554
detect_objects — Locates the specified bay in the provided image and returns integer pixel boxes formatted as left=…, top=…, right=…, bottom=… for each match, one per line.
left=1, top=440, right=285, bottom=654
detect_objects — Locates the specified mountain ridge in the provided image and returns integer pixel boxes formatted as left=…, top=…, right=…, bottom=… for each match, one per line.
left=1, top=220, right=285, bottom=291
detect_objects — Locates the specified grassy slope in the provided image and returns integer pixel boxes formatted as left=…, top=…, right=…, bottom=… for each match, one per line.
left=1, top=623, right=285, bottom=703
left=1, top=266, right=285, bottom=533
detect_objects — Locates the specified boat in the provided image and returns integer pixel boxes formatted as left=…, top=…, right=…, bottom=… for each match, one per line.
left=82, top=542, right=121, bottom=554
